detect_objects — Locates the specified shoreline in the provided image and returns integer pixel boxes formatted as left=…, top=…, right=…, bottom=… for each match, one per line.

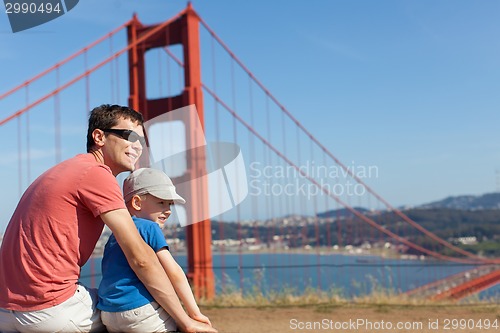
left=91, top=248, right=487, bottom=265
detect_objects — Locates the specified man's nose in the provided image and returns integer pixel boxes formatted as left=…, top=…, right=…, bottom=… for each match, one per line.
left=132, top=140, right=143, bottom=152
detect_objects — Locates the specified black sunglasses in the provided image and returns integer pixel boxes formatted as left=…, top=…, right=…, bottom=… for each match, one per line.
left=102, top=129, right=146, bottom=147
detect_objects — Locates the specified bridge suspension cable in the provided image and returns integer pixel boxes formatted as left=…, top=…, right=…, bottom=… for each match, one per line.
left=162, top=18, right=498, bottom=265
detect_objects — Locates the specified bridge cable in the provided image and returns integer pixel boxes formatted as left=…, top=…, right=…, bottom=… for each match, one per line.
left=197, top=17, right=486, bottom=262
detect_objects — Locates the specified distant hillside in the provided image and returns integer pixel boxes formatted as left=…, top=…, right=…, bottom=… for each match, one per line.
left=313, top=206, right=500, bottom=257
left=316, top=207, right=369, bottom=219
left=419, top=192, right=500, bottom=210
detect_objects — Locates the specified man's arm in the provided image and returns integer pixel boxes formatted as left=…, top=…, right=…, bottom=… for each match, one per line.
left=100, top=209, right=217, bottom=333
left=157, top=248, right=212, bottom=326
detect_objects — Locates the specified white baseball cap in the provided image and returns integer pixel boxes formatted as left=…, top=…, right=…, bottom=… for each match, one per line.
left=123, top=168, right=186, bottom=204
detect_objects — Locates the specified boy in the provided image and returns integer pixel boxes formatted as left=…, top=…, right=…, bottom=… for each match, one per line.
left=98, top=168, right=214, bottom=333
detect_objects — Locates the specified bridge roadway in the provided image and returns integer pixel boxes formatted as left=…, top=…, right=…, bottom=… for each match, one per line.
left=405, top=264, right=500, bottom=300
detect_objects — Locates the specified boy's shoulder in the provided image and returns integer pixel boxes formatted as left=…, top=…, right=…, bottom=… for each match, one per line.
left=131, top=216, right=157, bottom=227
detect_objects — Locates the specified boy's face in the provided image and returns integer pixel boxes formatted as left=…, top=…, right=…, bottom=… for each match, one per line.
left=134, top=194, right=174, bottom=228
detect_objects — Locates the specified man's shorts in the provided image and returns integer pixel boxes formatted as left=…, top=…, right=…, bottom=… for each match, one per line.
left=0, top=284, right=105, bottom=333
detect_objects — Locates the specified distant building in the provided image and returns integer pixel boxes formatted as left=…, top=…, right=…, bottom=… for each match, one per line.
left=454, top=236, right=478, bottom=245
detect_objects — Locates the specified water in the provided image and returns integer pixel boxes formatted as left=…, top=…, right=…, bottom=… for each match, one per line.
left=81, top=253, right=500, bottom=299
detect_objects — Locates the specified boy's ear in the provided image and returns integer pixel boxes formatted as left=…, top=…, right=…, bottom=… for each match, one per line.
left=130, top=195, right=142, bottom=211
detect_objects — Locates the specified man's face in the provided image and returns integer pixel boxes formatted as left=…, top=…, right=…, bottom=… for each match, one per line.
left=101, top=117, right=144, bottom=175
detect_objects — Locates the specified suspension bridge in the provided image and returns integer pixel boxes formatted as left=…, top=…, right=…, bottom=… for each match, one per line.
left=1, top=4, right=499, bottom=301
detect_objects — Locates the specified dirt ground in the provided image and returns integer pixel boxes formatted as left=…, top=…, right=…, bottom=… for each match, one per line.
left=202, top=304, right=500, bottom=333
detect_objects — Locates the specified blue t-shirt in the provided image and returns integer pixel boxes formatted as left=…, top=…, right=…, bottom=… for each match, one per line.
left=97, top=217, right=169, bottom=312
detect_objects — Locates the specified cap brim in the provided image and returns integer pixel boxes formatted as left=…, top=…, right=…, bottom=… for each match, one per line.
left=149, top=189, right=186, bottom=204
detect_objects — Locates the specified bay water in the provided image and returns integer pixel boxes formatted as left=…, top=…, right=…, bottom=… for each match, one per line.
left=81, top=252, right=499, bottom=300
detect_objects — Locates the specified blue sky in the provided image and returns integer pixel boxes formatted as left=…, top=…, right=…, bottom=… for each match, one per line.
left=1, top=1, right=500, bottom=231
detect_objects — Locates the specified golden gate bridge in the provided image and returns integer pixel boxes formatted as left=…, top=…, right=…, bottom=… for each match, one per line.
left=1, top=4, right=499, bottom=301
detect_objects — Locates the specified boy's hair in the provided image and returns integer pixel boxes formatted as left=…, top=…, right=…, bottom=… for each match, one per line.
left=86, top=104, right=144, bottom=152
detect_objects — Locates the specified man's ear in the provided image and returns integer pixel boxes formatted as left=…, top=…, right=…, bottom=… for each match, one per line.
left=92, top=129, right=105, bottom=148
left=131, top=195, right=142, bottom=211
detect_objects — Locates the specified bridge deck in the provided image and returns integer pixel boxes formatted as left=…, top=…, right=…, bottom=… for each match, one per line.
left=405, top=265, right=500, bottom=300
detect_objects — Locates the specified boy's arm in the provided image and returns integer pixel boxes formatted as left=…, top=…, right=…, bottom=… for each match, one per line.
left=101, top=209, right=216, bottom=333
left=157, top=248, right=212, bottom=326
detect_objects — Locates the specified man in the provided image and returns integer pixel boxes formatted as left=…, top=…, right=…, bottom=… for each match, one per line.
left=0, top=104, right=216, bottom=333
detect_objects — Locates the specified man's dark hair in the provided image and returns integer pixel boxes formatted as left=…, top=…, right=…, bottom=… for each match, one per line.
left=86, top=104, right=144, bottom=152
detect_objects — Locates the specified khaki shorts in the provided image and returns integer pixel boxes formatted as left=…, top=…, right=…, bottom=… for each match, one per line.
left=101, top=301, right=177, bottom=333
left=0, top=284, right=105, bottom=333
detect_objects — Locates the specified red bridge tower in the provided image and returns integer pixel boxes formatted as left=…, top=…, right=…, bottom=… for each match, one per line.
left=127, top=4, right=215, bottom=299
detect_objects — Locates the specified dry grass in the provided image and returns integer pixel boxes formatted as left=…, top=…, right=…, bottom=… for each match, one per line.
left=199, top=285, right=499, bottom=310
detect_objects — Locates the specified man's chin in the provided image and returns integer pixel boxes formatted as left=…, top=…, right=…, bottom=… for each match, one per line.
left=115, top=164, right=136, bottom=176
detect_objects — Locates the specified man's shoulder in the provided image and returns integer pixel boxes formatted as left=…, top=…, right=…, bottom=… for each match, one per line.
left=68, top=154, right=110, bottom=169
left=58, top=154, right=113, bottom=177
left=30, top=154, right=112, bottom=189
